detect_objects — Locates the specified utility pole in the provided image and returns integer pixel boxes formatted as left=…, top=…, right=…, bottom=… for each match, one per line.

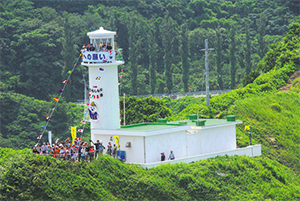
left=123, top=93, right=126, bottom=126
left=201, top=39, right=214, bottom=106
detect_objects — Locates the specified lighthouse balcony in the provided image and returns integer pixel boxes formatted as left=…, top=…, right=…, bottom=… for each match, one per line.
left=82, top=50, right=123, bottom=64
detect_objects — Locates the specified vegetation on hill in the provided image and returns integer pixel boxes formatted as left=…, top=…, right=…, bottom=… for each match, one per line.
left=168, top=22, right=300, bottom=171
left=1, top=0, right=299, bottom=101
left=0, top=148, right=299, bottom=200
left=1, top=1, right=300, bottom=200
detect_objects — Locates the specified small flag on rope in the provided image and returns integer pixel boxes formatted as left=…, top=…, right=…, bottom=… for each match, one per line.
left=93, top=85, right=97, bottom=88
left=87, top=103, right=90, bottom=106
left=99, top=68, right=104, bottom=71
left=37, top=135, right=42, bottom=139
left=54, top=97, right=59, bottom=102
left=63, top=80, right=68, bottom=84
left=119, top=75, right=122, bottom=78
left=52, top=108, right=55, bottom=111
left=74, top=63, right=77, bottom=66
left=67, top=70, right=72, bottom=74
left=121, top=68, right=124, bottom=72
left=80, top=120, right=86, bottom=124
left=118, top=82, right=121, bottom=86
left=46, top=116, right=50, bottom=120
left=78, top=129, right=83, bottom=132
left=59, top=89, right=63, bottom=93
left=96, top=95, right=99, bottom=99
left=244, top=126, right=250, bottom=131
left=41, top=125, right=46, bottom=129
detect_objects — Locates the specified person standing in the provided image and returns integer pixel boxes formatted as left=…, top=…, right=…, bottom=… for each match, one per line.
left=161, top=153, right=165, bottom=161
left=91, top=140, right=100, bottom=159
left=87, top=44, right=91, bottom=51
left=89, top=144, right=95, bottom=162
left=106, top=142, right=112, bottom=156
left=78, top=142, right=83, bottom=162
left=90, top=44, right=95, bottom=51
left=99, top=141, right=105, bottom=155
left=168, top=151, right=175, bottom=160
left=107, top=43, right=112, bottom=51
left=41, top=142, right=47, bottom=155
left=112, top=144, right=117, bottom=159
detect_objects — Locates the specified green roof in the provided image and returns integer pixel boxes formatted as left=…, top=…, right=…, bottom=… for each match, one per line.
left=172, top=119, right=236, bottom=127
left=118, top=119, right=240, bottom=132
left=119, top=122, right=188, bottom=131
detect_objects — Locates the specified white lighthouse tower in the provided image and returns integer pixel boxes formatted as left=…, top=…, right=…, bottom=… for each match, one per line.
left=81, top=27, right=124, bottom=130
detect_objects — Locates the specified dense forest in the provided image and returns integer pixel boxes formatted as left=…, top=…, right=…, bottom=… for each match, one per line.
left=1, top=0, right=299, bottom=102
left=1, top=0, right=300, bottom=200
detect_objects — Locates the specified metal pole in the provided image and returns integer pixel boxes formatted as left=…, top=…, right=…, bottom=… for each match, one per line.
left=123, top=93, right=126, bottom=126
left=249, top=131, right=252, bottom=145
left=84, top=81, right=87, bottom=106
left=205, top=39, right=209, bottom=106
left=201, top=39, right=214, bottom=107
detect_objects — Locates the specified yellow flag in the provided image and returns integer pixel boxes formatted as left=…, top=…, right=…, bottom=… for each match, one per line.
left=71, top=127, right=76, bottom=144
left=244, top=126, right=250, bottom=131
left=113, top=135, right=120, bottom=149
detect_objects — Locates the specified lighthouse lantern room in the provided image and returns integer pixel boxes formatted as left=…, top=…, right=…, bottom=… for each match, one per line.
left=81, top=27, right=124, bottom=130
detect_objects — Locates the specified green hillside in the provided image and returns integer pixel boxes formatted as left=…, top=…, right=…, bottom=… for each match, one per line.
left=169, top=22, right=300, bottom=172
left=0, top=148, right=299, bottom=200
left=1, top=1, right=300, bottom=200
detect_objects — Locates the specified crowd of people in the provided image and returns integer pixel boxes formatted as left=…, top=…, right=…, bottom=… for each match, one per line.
left=81, top=43, right=113, bottom=53
left=32, top=138, right=118, bottom=162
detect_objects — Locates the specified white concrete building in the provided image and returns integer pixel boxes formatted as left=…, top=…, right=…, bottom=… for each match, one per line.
left=82, top=27, right=261, bottom=168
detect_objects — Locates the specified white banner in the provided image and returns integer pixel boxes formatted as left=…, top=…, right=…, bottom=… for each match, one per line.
left=82, top=51, right=115, bottom=63
left=48, top=131, right=52, bottom=147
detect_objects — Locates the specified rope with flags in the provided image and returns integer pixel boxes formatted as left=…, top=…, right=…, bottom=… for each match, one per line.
left=36, top=53, right=86, bottom=145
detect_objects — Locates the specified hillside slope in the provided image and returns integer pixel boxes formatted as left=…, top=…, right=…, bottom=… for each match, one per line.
left=0, top=148, right=299, bottom=200
left=171, top=22, right=300, bottom=172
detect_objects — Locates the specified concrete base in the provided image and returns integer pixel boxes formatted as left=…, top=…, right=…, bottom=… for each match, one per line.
left=129, top=144, right=262, bottom=169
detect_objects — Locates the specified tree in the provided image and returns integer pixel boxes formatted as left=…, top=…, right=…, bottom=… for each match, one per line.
left=127, top=14, right=141, bottom=95
left=257, top=12, right=267, bottom=59
left=180, top=23, right=190, bottom=92
left=229, top=26, right=237, bottom=89
left=215, top=26, right=224, bottom=89
left=61, top=13, right=78, bottom=102
left=148, top=23, right=158, bottom=94
left=245, top=22, right=251, bottom=75
left=160, top=13, right=178, bottom=93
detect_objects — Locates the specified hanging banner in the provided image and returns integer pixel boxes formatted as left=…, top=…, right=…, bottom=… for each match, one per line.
left=88, top=102, right=98, bottom=120
left=48, top=131, right=52, bottom=147
left=114, top=135, right=120, bottom=149
left=82, top=51, right=115, bottom=63
left=71, top=127, right=76, bottom=144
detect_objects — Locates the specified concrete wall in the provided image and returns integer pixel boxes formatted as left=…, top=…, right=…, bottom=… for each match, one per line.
left=186, top=131, right=201, bottom=156
left=92, top=134, right=144, bottom=163
left=145, top=130, right=187, bottom=163
left=88, top=65, right=120, bottom=130
left=135, top=144, right=262, bottom=169
left=200, top=125, right=236, bottom=154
